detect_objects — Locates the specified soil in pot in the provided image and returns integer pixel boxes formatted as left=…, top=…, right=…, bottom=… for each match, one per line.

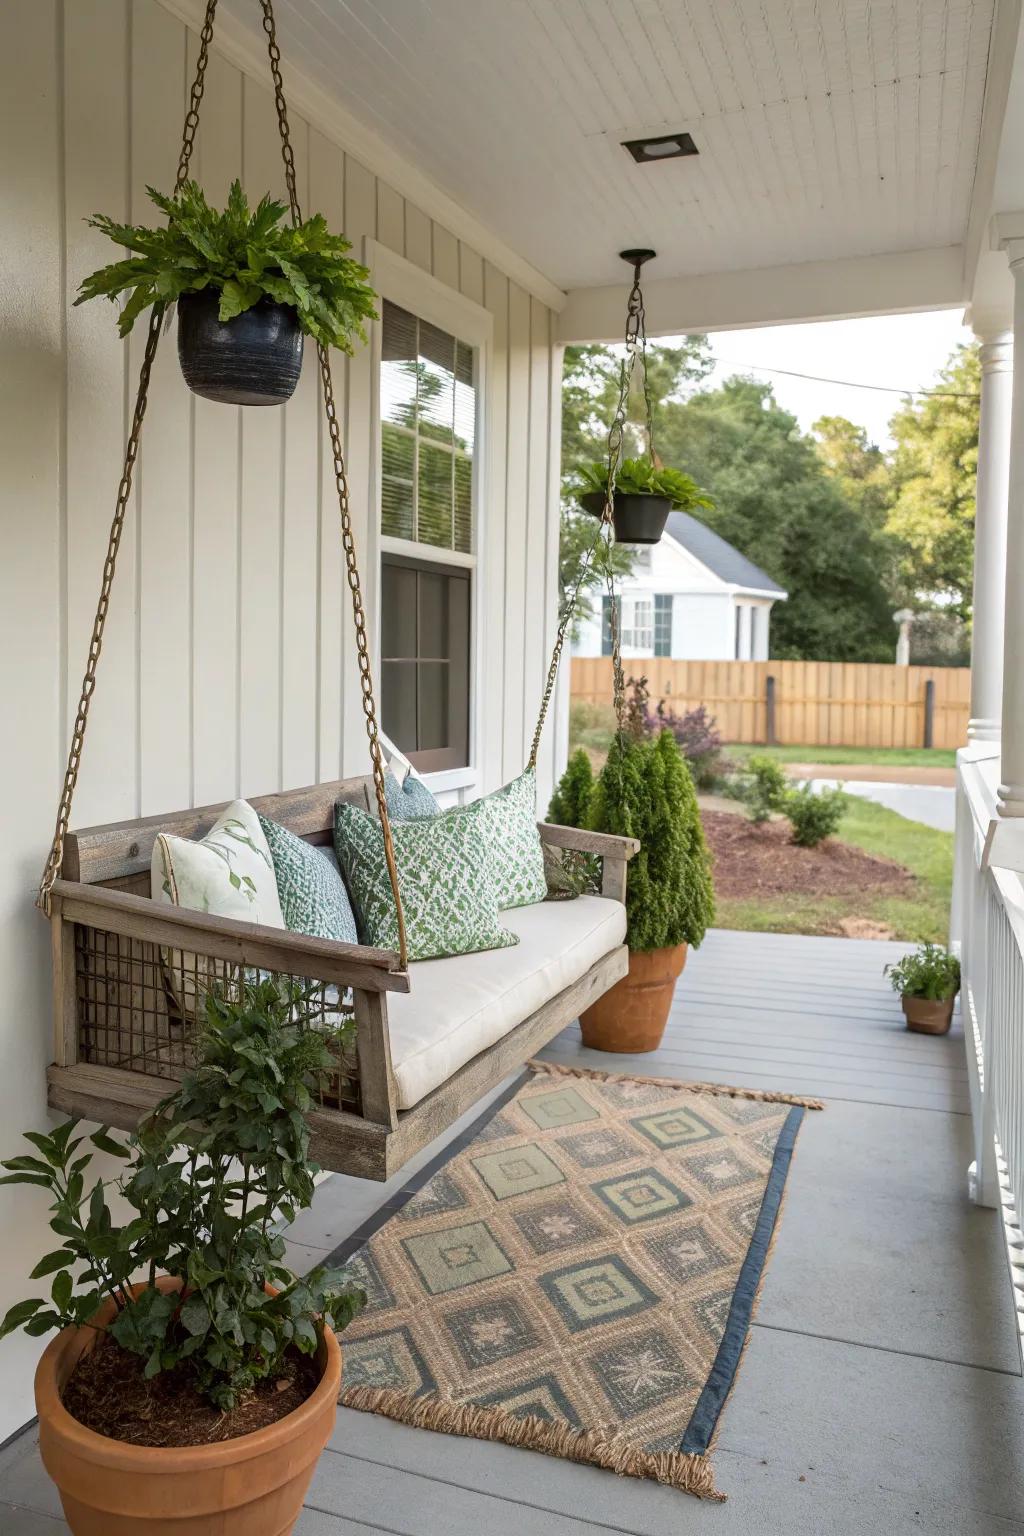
left=580, top=944, right=687, bottom=1053
left=177, top=290, right=304, bottom=406
left=61, top=1330, right=320, bottom=1448
left=902, top=994, right=955, bottom=1035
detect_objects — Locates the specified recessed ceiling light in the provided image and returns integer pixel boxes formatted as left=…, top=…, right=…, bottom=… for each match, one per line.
left=621, top=131, right=698, bottom=164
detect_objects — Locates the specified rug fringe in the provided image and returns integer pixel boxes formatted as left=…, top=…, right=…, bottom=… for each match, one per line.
left=340, top=1385, right=724, bottom=1500
left=528, top=1059, right=824, bottom=1111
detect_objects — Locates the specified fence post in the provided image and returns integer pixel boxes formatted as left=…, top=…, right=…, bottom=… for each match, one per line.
left=765, top=674, right=777, bottom=746
left=924, top=679, right=935, bottom=749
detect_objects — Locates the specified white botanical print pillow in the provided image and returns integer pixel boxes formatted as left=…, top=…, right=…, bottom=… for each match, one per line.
left=151, top=799, right=285, bottom=1016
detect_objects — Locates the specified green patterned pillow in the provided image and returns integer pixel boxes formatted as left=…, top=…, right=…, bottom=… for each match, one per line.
left=258, top=814, right=358, bottom=944
left=467, top=768, right=547, bottom=910
left=334, top=796, right=518, bottom=961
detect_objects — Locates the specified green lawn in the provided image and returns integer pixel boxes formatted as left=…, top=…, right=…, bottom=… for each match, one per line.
left=713, top=798, right=953, bottom=943
left=724, top=743, right=956, bottom=769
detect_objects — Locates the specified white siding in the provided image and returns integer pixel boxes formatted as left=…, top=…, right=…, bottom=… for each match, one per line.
left=0, top=0, right=561, bottom=1437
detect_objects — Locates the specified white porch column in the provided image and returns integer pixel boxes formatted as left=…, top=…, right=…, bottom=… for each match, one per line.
left=968, top=326, right=1013, bottom=741
left=998, top=222, right=1024, bottom=816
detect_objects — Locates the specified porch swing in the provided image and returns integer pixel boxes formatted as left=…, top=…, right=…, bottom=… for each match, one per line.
left=41, top=0, right=657, bottom=1181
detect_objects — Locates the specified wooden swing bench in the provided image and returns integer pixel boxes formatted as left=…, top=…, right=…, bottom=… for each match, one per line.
left=46, top=776, right=637, bottom=1181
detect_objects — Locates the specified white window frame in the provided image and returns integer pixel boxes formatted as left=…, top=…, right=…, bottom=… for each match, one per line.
left=364, top=240, right=493, bottom=793
left=620, top=596, right=653, bottom=653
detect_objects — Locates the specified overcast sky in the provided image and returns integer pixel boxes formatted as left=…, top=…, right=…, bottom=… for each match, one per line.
left=676, top=309, right=973, bottom=450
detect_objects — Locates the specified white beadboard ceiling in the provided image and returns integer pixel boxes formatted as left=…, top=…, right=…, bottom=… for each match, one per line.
left=221, top=0, right=996, bottom=291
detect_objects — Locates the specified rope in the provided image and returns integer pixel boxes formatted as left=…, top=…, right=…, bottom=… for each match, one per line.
left=527, top=262, right=651, bottom=769
left=38, top=0, right=409, bottom=972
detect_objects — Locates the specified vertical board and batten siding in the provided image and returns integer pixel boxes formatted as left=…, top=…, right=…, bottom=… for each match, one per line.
left=571, top=657, right=972, bottom=751
left=0, top=0, right=562, bottom=1440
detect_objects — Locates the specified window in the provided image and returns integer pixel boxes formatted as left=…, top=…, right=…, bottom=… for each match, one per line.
left=381, top=554, right=470, bottom=773
left=601, top=595, right=615, bottom=657
left=734, top=603, right=743, bottom=659
left=380, top=301, right=475, bottom=553
left=654, top=594, right=673, bottom=657
left=377, top=290, right=482, bottom=774
left=601, top=595, right=655, bottom=653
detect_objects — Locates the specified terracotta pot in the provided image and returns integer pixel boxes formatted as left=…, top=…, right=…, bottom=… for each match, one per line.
left=579, top=943, right=687, bottom=1053
left=34, top=1277, right=341, bottom=1536
left=902, top=993, right=956, bottom=1035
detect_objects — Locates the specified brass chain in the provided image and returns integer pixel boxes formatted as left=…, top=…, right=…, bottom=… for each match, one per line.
left=527, top=269, right=647, bottom=769
left=36, top=2, right=221, bottom=916
left=259, top=0, right=408, bottom=967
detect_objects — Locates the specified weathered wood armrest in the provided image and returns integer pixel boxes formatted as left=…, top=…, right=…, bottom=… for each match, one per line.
left=49, top=878, right=410, bottom=994
left=537, top=823, right=639, bottom=902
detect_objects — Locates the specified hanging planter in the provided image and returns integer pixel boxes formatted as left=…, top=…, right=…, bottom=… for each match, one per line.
left=574, top=459, right=713, bottom=546
left=177, top=289, right=303, bottom=406
left=74, top=180, right=378, bottom=407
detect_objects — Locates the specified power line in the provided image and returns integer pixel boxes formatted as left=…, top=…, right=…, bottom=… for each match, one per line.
left=709, top=358, right=979, bottom=399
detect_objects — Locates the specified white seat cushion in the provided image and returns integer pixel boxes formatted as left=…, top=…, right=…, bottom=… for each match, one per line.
left=387, top=895, right=626, bottom=1111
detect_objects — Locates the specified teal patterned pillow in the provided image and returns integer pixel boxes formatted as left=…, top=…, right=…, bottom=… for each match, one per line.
left=384, top=767, right=440, bottom=822
left=468, top=768, right=547, bottom=910
left=334, top=797, right=518, bottom=961
left=258, top=814, right=358, bottom=945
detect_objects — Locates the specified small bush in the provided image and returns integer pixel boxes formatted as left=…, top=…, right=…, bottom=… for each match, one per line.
left=784, top=782, right=848, bottom=847
left=885, top=942, right=961, bottom=1000
left=548, top=748, right=595, bottom=828
left=736, top=754, right=789, bottom=823
left=646, top=700, right=723, bottom=790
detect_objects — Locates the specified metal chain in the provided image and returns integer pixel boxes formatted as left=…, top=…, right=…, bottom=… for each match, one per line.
left=527, top=274, right=646, bottom=768
left=175, top=0, right=219, bottom=193
left=259, top=0, right=301, bottom=227
left=258, top=0, right=408, bottom=967
left=36, top=9, right=223, bottom=916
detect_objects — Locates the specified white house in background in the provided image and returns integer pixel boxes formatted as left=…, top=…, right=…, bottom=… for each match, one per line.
left=573, top=511, right=787, bottom=662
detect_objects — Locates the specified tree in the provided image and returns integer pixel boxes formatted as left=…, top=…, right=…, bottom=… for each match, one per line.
left=657, top=378, right=896, bottom=660
left=884, top=343, right=980, bottom=618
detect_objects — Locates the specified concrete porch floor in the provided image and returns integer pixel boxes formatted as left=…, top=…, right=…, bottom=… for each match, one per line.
left=3, top=929, right=1022, bottom=1534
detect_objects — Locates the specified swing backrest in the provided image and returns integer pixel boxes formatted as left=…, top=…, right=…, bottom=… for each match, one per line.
left=62, top=776, right=373, bottom=894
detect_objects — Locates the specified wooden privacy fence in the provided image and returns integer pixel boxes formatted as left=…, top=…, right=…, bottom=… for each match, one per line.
left=571, top=658, right=971, bottom=750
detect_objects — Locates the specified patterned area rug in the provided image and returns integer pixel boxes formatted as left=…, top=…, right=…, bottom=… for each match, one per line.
left=332, top=1062, right=821, bottom=1500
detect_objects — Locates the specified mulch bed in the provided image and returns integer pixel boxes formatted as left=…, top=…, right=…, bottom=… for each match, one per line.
left=61, top=1331, right=320, bottom=1447
left=702, top=811, right=914, bottom=902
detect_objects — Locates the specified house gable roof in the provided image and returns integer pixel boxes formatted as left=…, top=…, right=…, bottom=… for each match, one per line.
left=664, top=512, right=787, bottom=598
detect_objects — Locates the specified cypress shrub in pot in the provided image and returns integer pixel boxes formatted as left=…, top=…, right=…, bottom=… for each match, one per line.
left=1, top=979, right=364, bottom=1535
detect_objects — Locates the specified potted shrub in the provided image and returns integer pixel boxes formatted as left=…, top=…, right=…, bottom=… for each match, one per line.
left=0, top=979, right=364, bottom=1535
left=579, top=718, right=715, bottom=1052
left=885, top=942, right=961, bottom=1035
left=75, top=180, right=378, bottom=406
left=572, top=455, right=713, bottom=544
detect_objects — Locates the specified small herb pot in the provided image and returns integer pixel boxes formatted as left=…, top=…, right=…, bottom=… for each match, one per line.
left=579, top=490, right=672, bottom=545
left=901, top=993, right=956, bottom=1035
left=177, top=290, right=304, bottom=406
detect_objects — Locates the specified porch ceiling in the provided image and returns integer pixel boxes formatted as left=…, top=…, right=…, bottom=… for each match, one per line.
left=211, top=0, right=996, bottom=299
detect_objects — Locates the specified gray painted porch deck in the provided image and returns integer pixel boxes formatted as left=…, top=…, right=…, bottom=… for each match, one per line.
left=4, top=929, right=1024, bottom=1534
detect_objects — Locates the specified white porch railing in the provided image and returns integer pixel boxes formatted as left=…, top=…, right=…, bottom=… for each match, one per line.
left=953, top=746, right=1024, bottom=1229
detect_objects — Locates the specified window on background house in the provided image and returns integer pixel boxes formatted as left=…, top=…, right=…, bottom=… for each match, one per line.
left=654, top=594, right=673, bottom=657
left=379, top=300, right=477, bottom=771
left=621, top=597, right=653, bottom=652
left=734, top=603, right=743, bottom=660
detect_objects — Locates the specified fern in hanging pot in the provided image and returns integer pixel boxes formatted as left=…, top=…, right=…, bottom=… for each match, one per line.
left=572, top=457, right=713, bottom=545
left=76, top=180, right=378, bottom=406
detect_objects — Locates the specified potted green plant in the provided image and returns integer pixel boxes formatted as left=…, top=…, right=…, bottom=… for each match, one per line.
left=0, top=979, right=363, bottom=1535
left=578, top=710, right=715, bottom=1052
left=885, top=942, right=961, bottom=1035
left=572, top=455, right=713, bottom=544
left=75, top=180, right=378, bottom=406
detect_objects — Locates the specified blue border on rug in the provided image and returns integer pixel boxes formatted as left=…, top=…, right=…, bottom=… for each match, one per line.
left=680, top=1103, right=805, bottom=1455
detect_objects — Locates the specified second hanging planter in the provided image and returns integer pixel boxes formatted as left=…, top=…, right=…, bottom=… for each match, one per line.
left=579, top=489, right=673, bottom=545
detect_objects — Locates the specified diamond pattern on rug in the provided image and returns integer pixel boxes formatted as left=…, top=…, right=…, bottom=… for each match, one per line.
left=590, top=1167, right=693, bottom=1225
left=338, top=1067, right=813, bottom=1496
left=513, top=1195, right=609, bottom=1255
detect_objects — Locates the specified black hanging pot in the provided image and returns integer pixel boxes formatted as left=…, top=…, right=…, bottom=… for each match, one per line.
left=176, top=290, right=304, bottom=406
left=579, top=490, right=672, bottom=545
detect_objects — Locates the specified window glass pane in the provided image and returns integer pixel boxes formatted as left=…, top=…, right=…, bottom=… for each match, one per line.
left=381, top=557, right=470, bottom=770
left=416, top=662, right=449, bottom=750
left=381, top=563, right=417, bottom=659
left=417, top=441, right=453, bottom=548
left=654, top=593, right=672, bottom=658
left=379, top=301, right=474, bottom=554
left=381, top=660, right=417, bottom=751
left=417, top=570, right=447, bottom=659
